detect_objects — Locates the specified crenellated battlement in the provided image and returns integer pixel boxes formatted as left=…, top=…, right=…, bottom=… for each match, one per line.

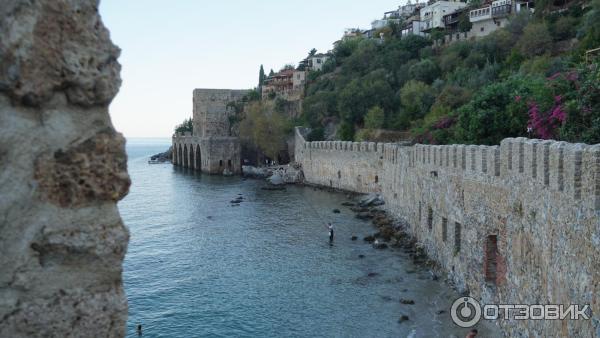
left=296, top=129, right=600, bottom=209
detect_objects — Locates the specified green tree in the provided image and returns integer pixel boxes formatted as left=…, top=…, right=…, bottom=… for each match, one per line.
left=458, top=12, right=472, bottom=32
left=399, top=80, right=434, bottom=118
left=258, top=65, right=265, bottom=89
left=409, top=59, right=441, bottom=84
left=174, top=118, right=193, bottom=134
left=239, top=101, right=291, bottom=160
left=517, top=23, right=552, bottom=57
left=364, top=106, right=385, bottom=129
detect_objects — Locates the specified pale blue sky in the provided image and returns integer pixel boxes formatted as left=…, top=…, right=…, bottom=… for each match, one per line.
left=99, top=0, right=406, bottom=137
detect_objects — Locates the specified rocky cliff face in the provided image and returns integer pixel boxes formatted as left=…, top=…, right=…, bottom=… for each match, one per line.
left=0, top=1, right=130, bottom=336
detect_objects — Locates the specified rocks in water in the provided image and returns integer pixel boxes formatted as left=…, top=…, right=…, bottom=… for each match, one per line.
left=397, top=315, right=410, bottom=323
left=359, top=193, right=385, bottom=207
left=372, top=215, right=392, bottom=227
left=149, top=147, right=173, bottom=163
left=399, top=298, right=415, bottom=305
left=241, top=166, right=270, bottom=178
left=341, top=202, right=355, bottom=207
left=378, top=226, right=395, bottom=242
left=230, top=196, right=244, bottom=204
left=350, top=206, right=370, bottom=213
left=372, top=241, right=388, bottom=250
left=356, top=212, right=374, bottom=220
left=261, top=186, right=286, bottom=191
left=363, top=235, right=376, bottom=243
left=267, top=172, right=285, bottom=186
left=332, top=209, right=341, bottom=214
left=351, top=236, right=358, bottom=241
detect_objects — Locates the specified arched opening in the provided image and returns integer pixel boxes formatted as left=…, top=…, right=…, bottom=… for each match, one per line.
left=172, top=143, right=177, bottom=165
left=189, top=144, right=195, bottom=170
left=178, top=144, right=183, bottom=166
left=196, top=146, right=202, bottom=171
left=183, top=145, right=188, bottom=168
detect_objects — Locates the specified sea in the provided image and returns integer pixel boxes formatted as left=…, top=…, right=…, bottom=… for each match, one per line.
left=119, top=138, right=500, bottom=338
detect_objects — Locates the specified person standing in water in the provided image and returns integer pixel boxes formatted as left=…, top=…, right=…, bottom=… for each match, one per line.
left=327, top=222, right=334, bottom=243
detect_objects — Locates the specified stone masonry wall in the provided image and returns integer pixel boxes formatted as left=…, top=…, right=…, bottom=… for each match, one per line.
left=193, top=88, right=249, bottom=138
left=0, top=1, right=130, bottom=337
left=295, top=128, right=600, bottom=337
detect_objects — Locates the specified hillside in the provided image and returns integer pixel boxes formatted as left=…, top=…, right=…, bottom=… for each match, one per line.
left=300, top=0, right=600, bottom=145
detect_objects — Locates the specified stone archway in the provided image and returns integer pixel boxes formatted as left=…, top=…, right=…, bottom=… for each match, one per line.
left=178, top=144, right=183, bottom=166
left=189, top=144, right=195, bottom=170
left=183, top=145, right=188, bottom=168
left=195, top=145, right=202, bottom=171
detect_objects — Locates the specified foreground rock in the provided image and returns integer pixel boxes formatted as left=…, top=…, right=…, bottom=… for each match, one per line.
left=0, top=1, right=129, bottom=336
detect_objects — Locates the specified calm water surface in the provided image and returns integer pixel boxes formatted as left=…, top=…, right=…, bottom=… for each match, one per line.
left=120, top=138, right=500, bottom=338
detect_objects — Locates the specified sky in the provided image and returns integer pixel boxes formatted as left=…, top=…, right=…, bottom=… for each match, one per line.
left=99, top=0, right=406, bottom=138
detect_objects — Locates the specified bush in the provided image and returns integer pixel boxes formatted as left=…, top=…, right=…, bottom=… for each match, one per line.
left=550, top=16, right=578, bottom=41
left=517, top=23, right=553, bottom=57
left=364, top=106, right=385, bottom=129
left=409, top=59, right=441, bottom=84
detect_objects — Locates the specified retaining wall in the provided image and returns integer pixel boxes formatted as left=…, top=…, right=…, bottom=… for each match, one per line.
left=295, top=127, right=600, bottom=337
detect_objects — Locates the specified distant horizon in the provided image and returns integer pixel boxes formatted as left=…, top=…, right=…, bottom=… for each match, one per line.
left=100, top=0, right=408, bottom=138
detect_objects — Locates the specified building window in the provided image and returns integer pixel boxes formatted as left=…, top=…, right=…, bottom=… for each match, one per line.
left=485, top=235, right=498, bottom=284
left=442, top=218, right=448, bottom=242
left=480, top=26, right=485, bottom=32
left=228, top=159, right=232, bottom=167
left=454, top=222, right=462, bottom=253
left=219, top=160, right=223, bottom=167
left=428, top=207, right=433, bottom=231
left=374, top=175, right=379, bottom=183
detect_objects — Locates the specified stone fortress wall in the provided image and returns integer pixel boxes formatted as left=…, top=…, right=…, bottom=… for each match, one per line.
left=295, top=127, right=600, bottom=337
left=173, top=89, right=248, bottom=175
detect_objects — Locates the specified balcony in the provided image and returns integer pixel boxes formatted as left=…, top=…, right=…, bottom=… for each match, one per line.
left=491, top=4, right=512, bottom=17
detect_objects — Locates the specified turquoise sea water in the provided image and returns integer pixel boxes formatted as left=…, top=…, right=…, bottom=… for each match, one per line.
left=119, top=138, right=500, bottom=338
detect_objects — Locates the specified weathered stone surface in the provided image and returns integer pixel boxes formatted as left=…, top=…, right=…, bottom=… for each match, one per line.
left=0, top=1, right=128, bottom=337
left=0, top=0, right=122, bottom=107
left=35, top=131, right=130, bottom=207
left=295, top=128, right=600, bottom=337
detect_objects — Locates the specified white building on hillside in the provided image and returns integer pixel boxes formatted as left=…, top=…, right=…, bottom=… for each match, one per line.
left=420, top=0, right=468, bottom=32
left=401, top=15, right=428, bottom=37
left=469, top=0, right=512, bottom=38
left=307, top=54, right=330, bottom=72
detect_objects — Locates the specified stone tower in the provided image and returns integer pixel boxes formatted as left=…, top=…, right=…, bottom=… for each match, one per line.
left=193, top=89, right=248, bottom=138
left=173, top=89, right=249, bottom=175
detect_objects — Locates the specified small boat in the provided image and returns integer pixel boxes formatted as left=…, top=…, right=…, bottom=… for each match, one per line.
left=148, top=159, right=161, bottom=164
